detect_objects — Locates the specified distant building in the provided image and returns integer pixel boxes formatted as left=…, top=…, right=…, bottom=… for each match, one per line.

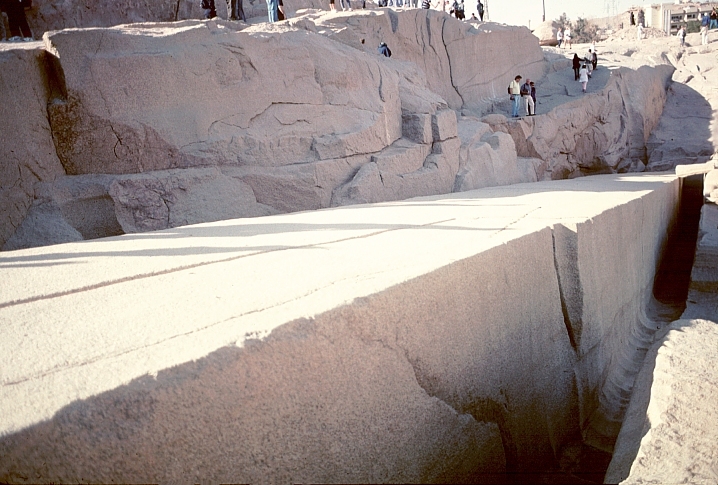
left=640, top=1, right=717, bottom=34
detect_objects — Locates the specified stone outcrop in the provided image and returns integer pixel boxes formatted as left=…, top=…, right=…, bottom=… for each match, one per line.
left=301, top=10, right=547, bottom=112
left=534, top=20, right=560, bottom=47
left=0, top=172, right=680, bottom=481
left=0, top=45, right=65, bottom=249
left=484, top=65, right=673, bottom=179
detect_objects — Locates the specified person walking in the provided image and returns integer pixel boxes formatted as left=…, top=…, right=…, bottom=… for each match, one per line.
left=564, top=27, right=571, bottom=49
left=508, top=75, right=522, bottom=118
left=572, top=53, right=581, bottom=80
left=590, top=49, right=597, bottom=70
left=636, top=23, right=643, bottom=41
left=556, top=28, right=563, bottom=48
left=579, top=64, right=589, bottom=93
left=521, top=78, right=534, bottom=116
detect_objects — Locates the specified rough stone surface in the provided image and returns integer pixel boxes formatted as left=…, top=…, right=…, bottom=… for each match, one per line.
left=605, top=319, right=718, bottom=484
left=300, top=10, right=547, bottom=111
left=45, top=22, right=402, bottom=175
left=0, top=172, right=679, bottom=482
left=0, top=45, right=65, bottom=249
left=108, top=168, right=278, bottom=233
left=485, top=65, right=673, bottom=179
left=534, top=20, right=560, bottom=47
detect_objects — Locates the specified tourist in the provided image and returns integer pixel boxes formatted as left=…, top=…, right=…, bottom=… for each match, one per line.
left=530, top=81, right=536, bottom=113
left=556, top=28, right=562, bottom=48
left=700, top=13, right=709, bottom=45
left=450, top=0, right=459, bottom=18
left=508, top=74, right=522, bottom=117
left=329, top=0, right=336, bottom=11
left=470, top=12, right=477, bottom=20
left=636, top=23, right=643, bottom=41
left=477, top=0, right=484, bottom=21
left=572, top=53, right=581, bottom=80
left=710, top=7, right=717, bottom=29
left=579, top=63, right=589, bottom=93
left=339, top=0, right=351, bottom=10
left=521, top=77, right=534, bottom=116
left=677, top=25, right=686, bottom=46
left=0, top=0, right=32, bottom=40
left=630, top=11, right=635, bottom=26
left=226, top=0, right=245, bottom=21
left=266, top=0, right=278, bottom=21
left=590, top=49, right=597, bottom=70
left=564, top=27, right=571, bottom=49
left=378, top=42, right=391, bottom=57
left=200, top=0, right=217, bottom=19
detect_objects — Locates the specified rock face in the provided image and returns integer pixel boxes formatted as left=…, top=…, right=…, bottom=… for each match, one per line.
left=0, top=45, right=65, bottom=249
left=605, top=318, right=718, bottom=484
left=302, top=10, right=547, bottom=112
left=485, top=65, right=673, bottom=179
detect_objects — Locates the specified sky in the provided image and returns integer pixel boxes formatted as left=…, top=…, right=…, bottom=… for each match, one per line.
left=467, top=0, right=640, bottom=29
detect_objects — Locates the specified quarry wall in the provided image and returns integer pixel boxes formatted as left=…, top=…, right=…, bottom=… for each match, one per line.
left=0, top=173, right=679, bottom=482
left=0, top=12, right=673, bottom=251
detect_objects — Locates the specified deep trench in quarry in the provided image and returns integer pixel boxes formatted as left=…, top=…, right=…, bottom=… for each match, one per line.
left=462, top=175, right=705, bottom=485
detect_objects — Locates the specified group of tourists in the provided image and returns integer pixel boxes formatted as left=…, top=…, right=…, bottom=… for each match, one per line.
left=556, top=27, right=571, bottom=49
left=699, top=8, right=717, bottom=45
left=507, top=75, right=536, bottom=117
left=201, top=0, right=485, bottom=24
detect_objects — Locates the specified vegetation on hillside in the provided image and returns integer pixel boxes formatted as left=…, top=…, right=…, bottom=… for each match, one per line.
left=556, top=12, right=599, bottom=43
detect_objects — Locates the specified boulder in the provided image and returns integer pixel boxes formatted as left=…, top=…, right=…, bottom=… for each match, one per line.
left=2, top=202, right=83, bottom=251
left=534, top=20, right=560, bottom=47
left=454, top=116, right=529, bottom=192
left=108, top=168, right=278, bottom=233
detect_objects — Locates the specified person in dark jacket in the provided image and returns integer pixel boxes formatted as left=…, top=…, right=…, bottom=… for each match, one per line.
left=200, top=0, right=217, bottom=18
left=0, top=0, right=32, bottom=39
left=572, top=53, right=581, bottom=81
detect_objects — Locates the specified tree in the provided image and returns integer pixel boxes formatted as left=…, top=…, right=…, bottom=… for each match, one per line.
left=573, top=17, right=598, bottom=43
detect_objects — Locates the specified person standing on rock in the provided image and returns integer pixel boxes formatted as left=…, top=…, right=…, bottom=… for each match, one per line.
left=226, top=0, right=245, bottom=21
left=200, top=0, right=217, bottom=18
left=572, top=53, right=581, bottom=80
left=477, top=0, right=484, bottom=21
left=630, top=11, right=635, bottom=26
left=521, top=78, right=534, bottom=116
left=378, top=42, right=391, bottom=57
left=266, top=0, right=278, bottom=21
left=0, top=0, right=33, bottom=39
left=579, top=63, right=589, bottom=93
left=677, top=25, right=686, bottom=46
left=700, top=13, right=709, bottom=45
left=710, top=7, right=717, bottom=29
left=508, top=74, right=522, bottom=118
left=636, top=23, right=643, bottom=41
left=530, top=81, right=536, bottom=113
